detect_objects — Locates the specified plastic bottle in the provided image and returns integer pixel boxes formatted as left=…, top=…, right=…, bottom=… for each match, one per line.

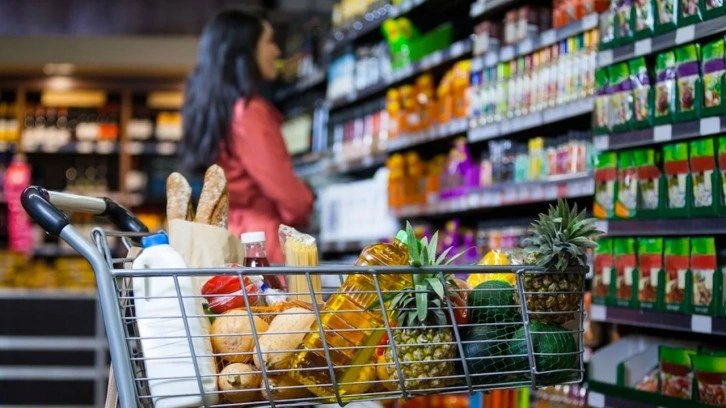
left=131, top=232, right=218, bottom=407
left=241, top=231, right=286, bottom=301
left=289, top=230, right=411, bottom=398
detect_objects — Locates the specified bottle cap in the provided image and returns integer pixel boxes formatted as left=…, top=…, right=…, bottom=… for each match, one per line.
left=241, top=231, right=266, bottom=244
left=141, top=232, right=169, bottom=248
left=395, top=230, right=408, bottom=243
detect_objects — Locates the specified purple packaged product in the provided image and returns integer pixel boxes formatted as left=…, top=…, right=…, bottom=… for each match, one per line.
left=617, top=0, right=634, bottom=41
left=441, top=138, right=474, bottom=199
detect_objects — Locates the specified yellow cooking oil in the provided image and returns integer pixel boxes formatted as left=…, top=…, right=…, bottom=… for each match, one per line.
left=289, top=230, right=411, bottom=399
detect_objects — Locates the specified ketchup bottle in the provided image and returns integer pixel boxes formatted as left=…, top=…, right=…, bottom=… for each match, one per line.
left=241, top=232, right=283, bottom=291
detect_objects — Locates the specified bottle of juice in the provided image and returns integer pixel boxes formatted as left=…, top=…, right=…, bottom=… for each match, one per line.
left=241, top=232, right=283, bottom=291
left=289, top=230, right=411, bottom=398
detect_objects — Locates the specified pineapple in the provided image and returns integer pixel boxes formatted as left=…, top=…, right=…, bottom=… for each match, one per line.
left=377, top=223, right=466, bottom=391
left=514, top=199, right=602, bottom=325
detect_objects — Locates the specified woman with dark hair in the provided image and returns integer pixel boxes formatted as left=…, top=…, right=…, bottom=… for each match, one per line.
left=179, top=9, right=313, bottom=263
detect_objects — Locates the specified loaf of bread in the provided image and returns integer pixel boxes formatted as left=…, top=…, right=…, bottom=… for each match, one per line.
left=166, top=172, right=194, bottom=221
left=195, top=164, right=228, bottom=225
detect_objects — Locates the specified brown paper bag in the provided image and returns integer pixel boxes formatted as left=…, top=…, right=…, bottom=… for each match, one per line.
left=167, top=219, right=245, bottom=289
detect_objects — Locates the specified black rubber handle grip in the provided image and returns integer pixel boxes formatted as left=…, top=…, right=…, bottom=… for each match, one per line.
left=21, top=186, right=70, bottom=237
left=101, top=197, right=149, bottom=234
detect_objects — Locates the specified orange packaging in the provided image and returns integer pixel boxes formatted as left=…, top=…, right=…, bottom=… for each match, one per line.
left=425, top=154, right=447, bottom=200
left=400, top=84, right=419, bottom=133
left=416, top=73, right=436, bottom=130
left=387, top=154, right=406, bottom=208
left=385, top=88, right=402, bottom=139
left=436, top=71, right=453, bottom=124
left=452, top=60, right=472, bottom=119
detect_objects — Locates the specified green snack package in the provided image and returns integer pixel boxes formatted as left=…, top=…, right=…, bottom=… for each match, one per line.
left=615, top=237, right=638, bottom=308
left=691, top=354, right=726, bottom=405
left=630, top=57, right=654, bottom=128
left=676, top=44, right=702, bottom=122
left=636, top=148, right=664, bottom=218
left=637, top=238, right=664, bottom=309
left=616, top=150, right=638, bottom=218
left=594, top=151, right=619, bottom=219
left=664, top=238, right=691, bottom=313
left=594, top=68, right=611, bottom=135
left=701, top=0, right=725, bottom=19
left=719, top=136, right=726, bottom=212
left=654, top=51, right=678, bottom=125
left=655, top=0, right=679, bottom=32
left=701, top=39, right=726, bottom=117
left=679, top=0, right=703, bottom=24
left=690, top=138, right=720, bottom=216
left=617, top=0, right=635, bottom=44
left=633, top=0, right=656, bottom=39
left=691, top=237, right=719, bottom=315
left=664, top=142, right=692, bottom=217
left=659, top=345, right=697, bottom=399
left=609, top=63, right=634, bottom=132
left=594, top=238, right=615, bottom=304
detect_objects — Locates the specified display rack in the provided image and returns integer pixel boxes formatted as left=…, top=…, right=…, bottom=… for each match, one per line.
left=469, top=0, right=517, bottom=20
left=590, top=305, right=726, bottom=336
left=595, top=116, right=723, bottom=151
left=599, top=218, right=726, bottom=237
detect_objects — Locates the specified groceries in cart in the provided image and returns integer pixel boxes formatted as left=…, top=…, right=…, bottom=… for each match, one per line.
left=20, top=164, right=600, bottom=407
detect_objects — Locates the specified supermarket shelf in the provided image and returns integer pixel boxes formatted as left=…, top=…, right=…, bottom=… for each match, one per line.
left=328, top=39, right=472, bottom=110
left=274, top=70, right=327, bottom=102
left=599, top=14, right=726, bottom=66
left=124, top=141, right=178, bottom=156
left=467, top=97, right=594, bottom=143
left=328, top=153, right=388, bottom=174
left=469, top=0, right=516, bottom=20
left=0, top=336, right=106, bottom=351
left=0, top=288, right=98, bottom=300
left=589, top=381, right=714, bottom=408
left=589, top=305, right=726, bottom=336
left=393, top=172, right=594, bottom=218
left=0, top=367, right=106, bottom=381
left=471, top=14, right=599, bottom=71
left=23, top=141, right=119, bottom=155
left=600, top=218, right=726, bottom=237
left=388, top=117, right=468, bottom=151
left=595, top=116, right=724, bottom=151
left=324, top=0, right=426, bottom=53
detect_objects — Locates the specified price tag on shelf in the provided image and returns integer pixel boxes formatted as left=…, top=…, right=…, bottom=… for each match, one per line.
left=431, top=50, right=444, bottom=66
left=540, top=29, right=556, bottom=46
left=485, top=52, right=498, bottom=67
left=590, top=304, right=607, bottom=322
left=420, top=55, right=433, bottom=70
left=544, top=184, right=558, bottom=200
left=593, top=135, right=609, bottom=151
left=126, top=142, right=144, bottom=155
left=518, top=39, right=533, bottom=55
left=700, top=117, right=720, bottom=135
left=587, top=392, right=606, bottom=408
left=531, top=185, right=544, bottom=200
left=598, top=50, right=613, bottom=67
left=470, top=2, right=485, bottom=18
left=450, top=41, right=466, bottom=58
left=583, top=13, right=599, bottom=29
left=653, top=125, right=672, bottom=142
left=76, top=142, right=94, bottom=154
left=471, top=57, right=484, bottom=72
left=96, top=141, right=116, bottom=154
left=594, top=220, right=609, bottom=235
left=676, top=25, right=696, bottom=44
left=503, top=188, right=517, bottom=203
left=634, top=38, right=652, bottom=56
left=692, top=315, right=712, bottom=334
left=500, top=46, right=514, bottom=62
left=467, top=193, right=480, bottom=208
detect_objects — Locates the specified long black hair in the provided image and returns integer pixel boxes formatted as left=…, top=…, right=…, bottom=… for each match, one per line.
left=179, top=10, right=265, bottom=175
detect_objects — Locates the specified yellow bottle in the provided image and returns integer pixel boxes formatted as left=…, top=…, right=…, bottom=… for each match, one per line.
left=289, top=231, right=411, bottom=399
left=467, top=249, right=515, bottom=286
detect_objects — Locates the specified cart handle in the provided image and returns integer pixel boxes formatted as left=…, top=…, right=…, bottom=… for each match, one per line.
left=21, top=186, right=148, bottom=236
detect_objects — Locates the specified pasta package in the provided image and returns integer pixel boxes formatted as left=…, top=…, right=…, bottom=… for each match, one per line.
left=279, top=225, right=323, bottom=304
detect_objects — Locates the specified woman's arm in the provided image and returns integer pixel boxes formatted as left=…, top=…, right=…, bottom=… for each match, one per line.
left=229, top=99, right=314, bottom=226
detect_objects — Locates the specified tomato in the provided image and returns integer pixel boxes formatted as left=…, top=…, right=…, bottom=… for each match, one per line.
left=448, top=278, right=470, bottom=326
left=376, top=322, right=396, bottom=356
left=201, top=275, right=259, bottom=314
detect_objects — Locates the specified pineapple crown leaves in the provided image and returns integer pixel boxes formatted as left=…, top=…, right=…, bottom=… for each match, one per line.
left=385, top=222, right=468, bottom=326
left=524, top=199, right=603, bottom=271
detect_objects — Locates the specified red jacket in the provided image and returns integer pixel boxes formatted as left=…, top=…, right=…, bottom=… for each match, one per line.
left=216, top=97, right=313, bottom=263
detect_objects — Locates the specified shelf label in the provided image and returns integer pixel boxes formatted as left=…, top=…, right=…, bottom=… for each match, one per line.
left=594, top=220, right=609, bottom=235
left=700, top=117, right=720, bottom=135
left=590, top=304, right=607, bottom=322
left=76, top=142, right=94, bottom=154
left=430, top=50, right=444, bottom=66
left=692, top=315, right=712, bottom=334
left=593, top=135, right=610, bottom=151
left=587, top=392, right=606, bottom=408
left=540, top=29, right=556, bottom=46
left=634, top=38, right=652, bottom=56
left=583, top=13, right=599, bottom=29
left=96, top=141, right=116, bottom=154
left=500, top=46, right=515, bottom=61
left=471, top=57, right=484, bottom=72
left=126, top=142, right=144, bottom=155
left=653, top=125, right=672, bottom=142
left=470, top=2, right=485, bottom=18
left=518, top=39, right=533, bottom=55
left=485, top=52, right=498, bottom=67
left=598, top=50, right=613, bottom=67
left=676, top=25, right=696, bottom=44
left=450, top=41, right=466, bottom=58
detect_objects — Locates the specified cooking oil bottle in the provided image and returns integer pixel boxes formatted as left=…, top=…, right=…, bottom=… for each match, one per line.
left=289, top=230, right=411, bottom=399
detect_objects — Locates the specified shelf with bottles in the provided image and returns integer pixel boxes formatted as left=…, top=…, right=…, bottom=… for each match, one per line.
left=125, top=155, right=190, bottom=209
left=0, top=90, right=20, bottom=149
left=599, top=3, right=726, bottom=67
left=327, top=36, right=472, bottom=109
left=592, top=137, right=726, bottom=223
left=20, top=90, right=121, bottom=154
left=468, top=28, right=600, bottom=142
left=469, top=0, right=516, bottom=20
left=390, top=132, right=595, bottom=218
left=275, top=70, right=327, bottom=102
left=588, top=335, right=726, bottom=408
left=125, top=90, right=181, bottom=156
left=325, top=0, right=427, bottom=54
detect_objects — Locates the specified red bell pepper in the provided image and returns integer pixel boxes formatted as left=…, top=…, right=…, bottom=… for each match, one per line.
left=201, top=275, right=258, bottom=314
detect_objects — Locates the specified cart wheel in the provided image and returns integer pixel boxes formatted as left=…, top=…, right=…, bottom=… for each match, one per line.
left=105, top=366, right=119, bottom=408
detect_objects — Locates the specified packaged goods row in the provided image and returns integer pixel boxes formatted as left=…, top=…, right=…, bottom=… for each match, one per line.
left=0, top=102, right=19, bottom=143
left=594, top=136, right=726, bottom=219
left=388, top=133, right=593, bottom=209
left=592, top=235, right=725, bottom=316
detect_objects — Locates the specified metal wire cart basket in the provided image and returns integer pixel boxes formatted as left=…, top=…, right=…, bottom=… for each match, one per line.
left=21, top=187, right=587, bottom=408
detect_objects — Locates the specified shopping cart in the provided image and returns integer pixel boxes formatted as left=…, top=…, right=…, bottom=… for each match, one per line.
left=21, top=186, right=587, bottom=408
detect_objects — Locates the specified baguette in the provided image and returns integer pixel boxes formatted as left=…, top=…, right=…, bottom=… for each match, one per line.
left=195, top=164, right=228, bottom=225
left=211, top=190, right=229, bottom=228
left=166, top=172, right=194, bottom=221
